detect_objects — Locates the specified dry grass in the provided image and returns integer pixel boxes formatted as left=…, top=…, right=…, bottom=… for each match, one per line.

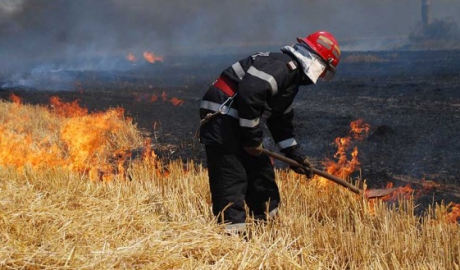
left=0, top=99, right=459, bottom=269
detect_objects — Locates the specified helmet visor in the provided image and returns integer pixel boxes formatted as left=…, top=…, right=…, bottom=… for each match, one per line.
left=320, top=59, right=336, bottom=82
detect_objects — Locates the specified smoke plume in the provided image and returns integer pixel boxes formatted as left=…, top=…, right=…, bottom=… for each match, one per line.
left=0, top=0, right=459, bottom=72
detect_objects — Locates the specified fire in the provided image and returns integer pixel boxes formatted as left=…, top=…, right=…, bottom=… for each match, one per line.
left=446, top=202, right=460, bottom=223
left=49, top=96, right=88, bottom=117
left=60, top=107, right=127, bottom=172
left=380, top=182, right=414, bottom=201
left=142, top=137, right=169, bottom=178
left=350, top=119, right=370, bottom=139
left=320, top=119, right=369, bottom=182
left=170, top=97, right=184, bottom=106
left=0, top=95, right=163, bottom=182
left=134, top=93, right=150, bottom=102
left=286, top=119, right=459, bottom=223
left=132, top=92, right=184, bottom=106
left=9, top=93, right=22, bottom=104
left=150, top=94, right=158, bottom=102
left=143, top=51, right=163, bottom=64
left=127, top=52, right=137, bottom=62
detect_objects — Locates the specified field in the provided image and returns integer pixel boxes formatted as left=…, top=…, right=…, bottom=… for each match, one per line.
left=1, top=50, right=460, bottom=268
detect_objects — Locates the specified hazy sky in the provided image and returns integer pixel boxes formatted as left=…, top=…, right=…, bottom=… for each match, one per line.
left=0, top=0, right=459, bottom=69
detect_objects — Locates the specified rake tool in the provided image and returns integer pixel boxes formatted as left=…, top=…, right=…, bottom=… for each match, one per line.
left=261, top=149, right=397, bottom=199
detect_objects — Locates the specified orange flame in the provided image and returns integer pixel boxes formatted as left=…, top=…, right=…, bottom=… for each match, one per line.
left=150, top=94, right=158, bottom=103
left=127, top=52, right=137, bottom=62
left=290, top=119, right=459, bottom=223
left=49, top=96, right=88, bottom=117
left=9, top=93, right=22, bottom=104
left=143, top=51, right=163, bottom=64
left=350, top=119, right=370, bottom=139
left=446, top=203, right=460, bottom=223
left=142, top=137, right=156, bottom=161
left=380, top=182, right=414, bottom=201
left=0, top=97, right=164, bottom=182
left=132, top=92, right=184, bottom=106
left=170, top=97, right=184, bottom=106
left=60, top=108, right=126, bottom=172
left=142, top=137, right=169, bottom=178
left=320, top=119, right=369, bottom=181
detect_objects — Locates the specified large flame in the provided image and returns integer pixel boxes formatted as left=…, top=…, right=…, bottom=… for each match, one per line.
left=0, top=95, right=160, bottom=181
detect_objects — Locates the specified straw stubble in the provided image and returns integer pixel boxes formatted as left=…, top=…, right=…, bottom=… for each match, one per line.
left=0, top=100, right=459, bottom=269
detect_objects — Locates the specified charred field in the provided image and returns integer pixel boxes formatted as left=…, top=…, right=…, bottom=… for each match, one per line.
left=1, top=50, right=460, bottom=209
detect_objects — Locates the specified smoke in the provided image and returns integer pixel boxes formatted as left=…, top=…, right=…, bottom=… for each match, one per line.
left=0, top=0, right=25, bottom=14
left=0, top=0, right=459, bottom=73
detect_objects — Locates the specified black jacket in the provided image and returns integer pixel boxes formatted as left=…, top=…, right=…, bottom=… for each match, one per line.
left=199, top=51, right=312, bottom=155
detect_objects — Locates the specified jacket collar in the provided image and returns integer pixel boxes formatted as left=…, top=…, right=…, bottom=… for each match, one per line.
left=281, top=44, right=326, bottom=84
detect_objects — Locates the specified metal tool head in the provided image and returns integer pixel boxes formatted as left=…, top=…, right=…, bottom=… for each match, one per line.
left=364, top=187, right=399, bottom=199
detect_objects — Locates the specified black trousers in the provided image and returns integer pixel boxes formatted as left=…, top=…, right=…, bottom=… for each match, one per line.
left=205, top=145, right=280, bottom=224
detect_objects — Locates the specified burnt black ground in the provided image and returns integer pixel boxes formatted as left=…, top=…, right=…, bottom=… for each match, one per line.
left=1, top=50, right=460, bottom=209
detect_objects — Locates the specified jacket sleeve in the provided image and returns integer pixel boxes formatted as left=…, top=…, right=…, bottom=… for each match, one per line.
left=267, top=107, right=304, bottom=159
left=236, top=74, right=269, bottom=147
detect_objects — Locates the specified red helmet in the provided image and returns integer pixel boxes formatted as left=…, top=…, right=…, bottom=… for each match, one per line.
left=297, top=31, right=341, bottom=67
left=297, top=31, right=341, bottom=81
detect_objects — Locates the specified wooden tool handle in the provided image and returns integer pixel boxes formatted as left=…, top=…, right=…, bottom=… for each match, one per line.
left=261, top=149, right=362, bottom=195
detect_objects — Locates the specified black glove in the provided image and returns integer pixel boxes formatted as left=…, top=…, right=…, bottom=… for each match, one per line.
left=290, top=157, right=313, bottom=178
left=243, top=143, right=263, bottom=156
left=285, top=149, right=313, bottom=178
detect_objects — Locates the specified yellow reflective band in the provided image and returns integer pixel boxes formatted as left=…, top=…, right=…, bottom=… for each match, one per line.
left=332, top=49, right=340, bottom=60
left=334, top=44, right=341, bottom=55
left=318, top=35, right=333, bottom=47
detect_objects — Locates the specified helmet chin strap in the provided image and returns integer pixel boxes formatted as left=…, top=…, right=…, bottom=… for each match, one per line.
left=281, top=44, right=326, bottom=84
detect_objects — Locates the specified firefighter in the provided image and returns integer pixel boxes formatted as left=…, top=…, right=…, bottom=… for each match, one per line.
left=198, top=31, right=341, bottom=233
